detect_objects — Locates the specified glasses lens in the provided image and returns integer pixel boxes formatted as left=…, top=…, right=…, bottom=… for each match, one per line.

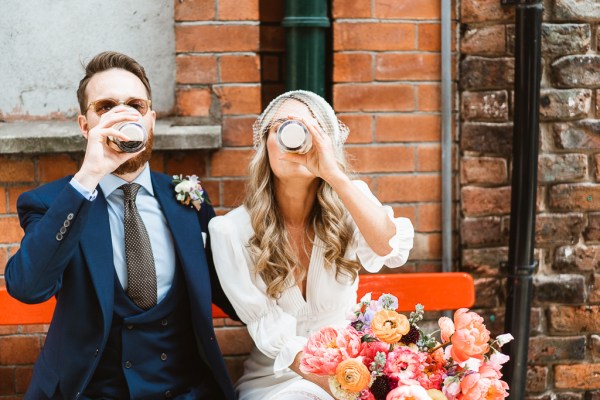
left=126, top=99, right=149, bottom=116
left=93, top=99, right=118, bottom=116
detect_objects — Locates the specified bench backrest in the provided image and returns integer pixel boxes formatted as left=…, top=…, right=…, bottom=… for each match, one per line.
left=0, top=272, right=474, bottom=325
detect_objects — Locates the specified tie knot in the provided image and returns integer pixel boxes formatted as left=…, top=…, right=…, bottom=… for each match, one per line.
left=120, top=183, right=142, bottom=202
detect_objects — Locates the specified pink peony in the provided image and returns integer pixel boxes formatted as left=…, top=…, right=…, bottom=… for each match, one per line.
left=459, top=372, right=509, bottom=400
left=449, top=308, right=490, bottom=363
left=417, top=349, right=447, bottom=390
left=438, top=316, right=455, bottom=343
left=384, top=346, right=427, bottom=383
left=337, top=326, right=366, bottom=359
left=300, top=326, right=344, bottom=375
left=360, top=340, right=390, bottom=368
left=386, top=385, right=431, bottom=400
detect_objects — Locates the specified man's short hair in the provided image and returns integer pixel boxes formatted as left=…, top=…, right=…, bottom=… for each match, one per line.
left=77, top=51, right=152, bottom=114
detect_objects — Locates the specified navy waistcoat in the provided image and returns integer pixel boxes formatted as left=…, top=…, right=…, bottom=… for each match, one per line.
left=83, top=265, right=216, bottom=400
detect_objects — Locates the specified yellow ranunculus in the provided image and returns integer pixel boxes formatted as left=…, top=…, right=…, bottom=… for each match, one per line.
left=370, top=309, right=410, bottom=344
left=334, top=358, right=371, bottom=393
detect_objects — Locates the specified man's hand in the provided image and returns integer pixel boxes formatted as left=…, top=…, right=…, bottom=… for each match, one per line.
left=74, top=107, right=144, bottom=191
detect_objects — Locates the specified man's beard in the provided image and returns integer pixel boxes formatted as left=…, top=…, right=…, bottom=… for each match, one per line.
left=113, top=129, right=154, bottom=175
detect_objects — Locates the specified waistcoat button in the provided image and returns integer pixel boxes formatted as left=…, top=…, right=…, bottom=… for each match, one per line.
left=160, top=353, right=168, bottom=361
left=124, top=361, right=132, bottom=369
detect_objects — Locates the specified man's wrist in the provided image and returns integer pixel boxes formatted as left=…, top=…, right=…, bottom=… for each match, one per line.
left=73, top=170, right=103, bottom=193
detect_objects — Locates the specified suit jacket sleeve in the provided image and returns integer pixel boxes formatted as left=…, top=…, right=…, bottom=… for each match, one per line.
left=198, top=192, right=239, bottom=321
left=5, top=183, right=94, bottom=303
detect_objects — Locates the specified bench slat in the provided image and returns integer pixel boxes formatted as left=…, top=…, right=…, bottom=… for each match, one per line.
left=0, top=272, right=474, bottom=325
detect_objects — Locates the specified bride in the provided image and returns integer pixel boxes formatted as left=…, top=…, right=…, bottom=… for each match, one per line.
left=209, top=90, right=414, bottom=399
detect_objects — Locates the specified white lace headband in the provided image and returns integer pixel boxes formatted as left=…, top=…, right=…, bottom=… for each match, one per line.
left=252, top=90, right=350, bottom=150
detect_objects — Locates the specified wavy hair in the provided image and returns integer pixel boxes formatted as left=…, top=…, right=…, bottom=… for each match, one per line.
left=245, top=91, right=361, bottom=299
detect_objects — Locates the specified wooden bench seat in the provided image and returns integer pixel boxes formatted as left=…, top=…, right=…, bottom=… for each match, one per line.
left=0, top=272, right=474, bottom=325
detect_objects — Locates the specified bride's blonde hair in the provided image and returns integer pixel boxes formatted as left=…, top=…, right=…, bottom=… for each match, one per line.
left=245, top=90, right=361, bottom=299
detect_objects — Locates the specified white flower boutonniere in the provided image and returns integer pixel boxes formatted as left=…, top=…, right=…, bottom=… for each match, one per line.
left=172, top=174, right=208, bottom=211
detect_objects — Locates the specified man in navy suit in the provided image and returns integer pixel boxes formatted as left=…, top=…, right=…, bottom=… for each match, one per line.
left=5, top=51, right=237, bottom=400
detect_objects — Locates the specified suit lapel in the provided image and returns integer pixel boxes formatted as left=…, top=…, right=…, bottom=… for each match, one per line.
left=80, top=189, right=115, bottom=337
left=151, top=172, right=212, bottom=316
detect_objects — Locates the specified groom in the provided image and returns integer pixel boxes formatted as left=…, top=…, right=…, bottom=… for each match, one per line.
left=5, top=51, right=237, bottom=400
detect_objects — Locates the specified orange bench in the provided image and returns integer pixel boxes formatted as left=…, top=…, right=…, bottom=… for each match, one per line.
left=0, top=273, right=475, bottom=325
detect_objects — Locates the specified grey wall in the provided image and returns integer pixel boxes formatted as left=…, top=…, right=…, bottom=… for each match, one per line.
left=0, top=1, right=175, bottom=119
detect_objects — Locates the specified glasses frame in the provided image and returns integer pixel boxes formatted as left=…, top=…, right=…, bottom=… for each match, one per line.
left=85, top=97, right=152, bottom=116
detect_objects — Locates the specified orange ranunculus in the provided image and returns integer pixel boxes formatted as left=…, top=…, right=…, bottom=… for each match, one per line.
left=371, top=309, right=410, bottom=344
left=335, top=358, right=371, bottom=393
left=450, top=308, right=491, bottom=363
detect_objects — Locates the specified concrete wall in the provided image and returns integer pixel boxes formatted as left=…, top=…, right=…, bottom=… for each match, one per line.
left=0, top=1, right=175, bottom=119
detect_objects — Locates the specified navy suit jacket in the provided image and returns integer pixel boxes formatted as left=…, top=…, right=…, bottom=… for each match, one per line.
left=5, top=171, right=237, bottom=400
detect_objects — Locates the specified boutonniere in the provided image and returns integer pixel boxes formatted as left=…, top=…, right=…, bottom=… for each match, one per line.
left=172, top=174, right=208, bottom=211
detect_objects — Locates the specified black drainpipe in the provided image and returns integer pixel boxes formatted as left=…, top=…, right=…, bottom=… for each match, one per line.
left=500, top=0, right=543, bottom=398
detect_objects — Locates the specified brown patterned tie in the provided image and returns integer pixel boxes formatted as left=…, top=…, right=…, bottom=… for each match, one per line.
left=120, top=183, right=157, bottom=310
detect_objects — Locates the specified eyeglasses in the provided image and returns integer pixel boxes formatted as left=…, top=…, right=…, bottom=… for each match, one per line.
left=86, top=98, right=152, bottom=116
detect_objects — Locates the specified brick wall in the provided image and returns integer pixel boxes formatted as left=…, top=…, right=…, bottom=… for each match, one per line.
left=459, top=0, right=600, bottom=398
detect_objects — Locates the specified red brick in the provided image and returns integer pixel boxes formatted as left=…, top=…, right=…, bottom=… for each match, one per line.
left=376, top=115, right=441, bottom=142
left=549, top=183, right=600, bottom=211
left=0, top=367, right=14, bottom=395
left=14, top=366, right=32, bottom=394
left=210, top=149, right=253, bottom=177
left=334, top=23, right=416, bottom=51
left=164, top=151, right=208, bottom=178
left=377, top=175, right=441, bottom=203
left=223, top=179, right=247, bottom=208
left=417, top=203, right=441, bottom=232
left=334, top=84, right=415, bottom=112
left=224, top=356, right=246, bottom=384
left=392, top=205, right=416, bottom=221
left=347, top=146, right=414, bottom=173
left=260, top=26, right=285, bottom=52
left=374, top=0, right=440, bottom=20
left=149, top=152, right=165, bottom=172
left=8, top=186, right=36, bottom=214
left=596, top=154, right=600, bottom=181
left=0, top=247, right=8, bottom=275
left=410, top=232, right=442, bottom=260
left=418, top=24, right=440, bottom=51
left=215, top=326, right=253, bottom=355
left=461, top=0, right=515, bottom=24
left=332, top=0, right=371, bottom=18
left=220, top=55, right=260, bottom=83
left=418, top=84, right=441, bottom=111
left=461, top=186, right=511, bottom=216
left=176, top=25, right=259, bottom=52
left=176, top=88, right=212, bottom=117
left=37, top=155, right=78, bottom=183
left=555, top=364, right=600, bottom=390
left=461, top=157, right=508, bottom=185
left=199, top=180, right=221, bottom=207
left=0, top=325, right=18, bottom=334
left=417, top=145, right=441, bottom=171
left=339, top=114, right=373, bottom=144
left=222, top=117, right=255, bottom=147
left=0, top=187, right=6, bottom=214
left=0, top=157, right=34, bottom=183
left=174, top=0, right=215, bottom=21
left=214, top=85, right=261, bottom=115
left=0, top=218, right=22, bottom=244
left=333, top=53, right=373, bottom=83
left=176, top=56, right=217, bottom=84
left=0, top=336, right=40, bottom=364
left=375, top=54, right=440, bottom=81
left=218, top=0, right=258, bottom=20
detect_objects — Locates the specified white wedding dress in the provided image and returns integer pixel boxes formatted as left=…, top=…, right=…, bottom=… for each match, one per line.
left=208, top=180, right=414, bottom=400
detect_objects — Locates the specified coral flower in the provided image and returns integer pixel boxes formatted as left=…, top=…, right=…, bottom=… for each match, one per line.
left=438, top=316, right=455, bottom=343
left=335, top=358, right=371, bottom=393
left=371, top=309, right=411, bottom=344
left=300, top=326, right=343, bottom=375
left=459, top=372, right=509, bottom=399
left=384, top=346, right=426, bottom=383
left=386, top=385, right=431, bottom=400
left=449, top=308, right=490, bottom=363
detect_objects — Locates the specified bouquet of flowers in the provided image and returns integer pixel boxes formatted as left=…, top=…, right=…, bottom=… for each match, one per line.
left=300, top=293, right=513, bottom=400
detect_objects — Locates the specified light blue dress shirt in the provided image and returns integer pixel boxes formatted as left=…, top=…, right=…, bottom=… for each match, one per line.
left=70, top=164, right=176, bottom=303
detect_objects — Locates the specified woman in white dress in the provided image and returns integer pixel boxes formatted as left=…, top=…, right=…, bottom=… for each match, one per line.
left=209, top=90, right=414, bottom=400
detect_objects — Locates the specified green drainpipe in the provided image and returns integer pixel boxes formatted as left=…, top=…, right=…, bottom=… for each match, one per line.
left=282, top=0, right=330, bottom=97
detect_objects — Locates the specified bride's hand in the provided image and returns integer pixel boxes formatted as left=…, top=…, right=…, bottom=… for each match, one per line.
left=278, top=116, right=345, bottom=184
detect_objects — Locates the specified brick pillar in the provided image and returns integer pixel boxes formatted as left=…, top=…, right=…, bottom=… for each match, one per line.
left=460, top=0, right=600, bottom=397
left=332, top=0, right=452, bottom=272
